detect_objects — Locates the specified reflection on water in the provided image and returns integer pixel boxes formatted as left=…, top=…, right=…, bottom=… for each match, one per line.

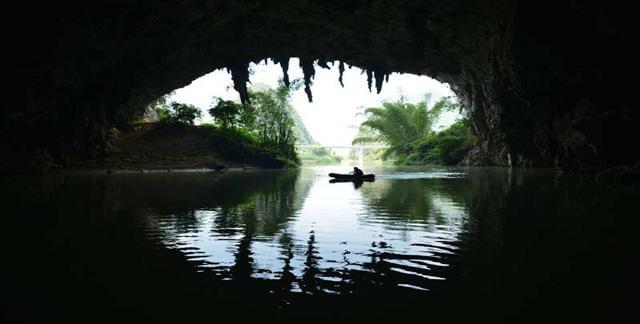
left=0, top=166, right=637, bottom=322
left=143, top=167, right=468, bottom=294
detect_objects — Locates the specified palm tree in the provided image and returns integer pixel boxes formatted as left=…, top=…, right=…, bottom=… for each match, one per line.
left=352, top=95, right=456, bottom=160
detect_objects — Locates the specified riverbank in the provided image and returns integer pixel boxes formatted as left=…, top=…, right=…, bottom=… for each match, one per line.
left=66, top=123, right=293, bottom=172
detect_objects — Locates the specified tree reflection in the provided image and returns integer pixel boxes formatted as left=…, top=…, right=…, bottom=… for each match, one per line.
left=359, top=177, right=471, bottom=227
left=300, top=230, right=321, bottom=294
left=231, top=227, right=255, bottom=281
left=136, top=170, right=312, bottom=281
left=4, top=168, right=636, bottom=322
left=211, top=170, right=305, bottom=238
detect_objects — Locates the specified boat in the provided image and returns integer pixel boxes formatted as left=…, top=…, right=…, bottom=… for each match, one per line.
left=329, top=178, right=374, bottom=184
left=328, top=173, right=375, bottom=181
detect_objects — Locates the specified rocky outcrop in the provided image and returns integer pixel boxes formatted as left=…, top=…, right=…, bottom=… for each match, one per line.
left=2, top=1, right=637, bottom=173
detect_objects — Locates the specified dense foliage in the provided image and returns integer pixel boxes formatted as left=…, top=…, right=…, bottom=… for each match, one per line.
left=405, top=118, right=475, bottom=165
left=353, top=95, right=474, bottom=165
left=208, top=99, right=256, bottom=130
left=207, top=80, right=302, bottom=166
left=156, top=102, right=202, bottom=125
left=249, top=85, right=298, bottom=159
left=299, top=147, right=343, bottom=165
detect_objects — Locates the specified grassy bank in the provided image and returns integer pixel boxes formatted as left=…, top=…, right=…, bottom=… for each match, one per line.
left=70, top=123, right=297, bottom=171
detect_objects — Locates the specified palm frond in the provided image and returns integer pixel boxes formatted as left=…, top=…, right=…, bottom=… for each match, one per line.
left=352, top=136, right=382, bottom=145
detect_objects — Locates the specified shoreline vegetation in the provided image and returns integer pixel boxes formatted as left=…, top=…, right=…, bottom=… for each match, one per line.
left=353, top=95, right=474, bottom=166
left=66, top=123, right=295, bottom=173
left=66, top=93, right=475, bottom=173
left=66, top=79, right=308, bottom=173
left=15, top=86, right=476, bottom=174
left=299, top=147, right=343, bottom=165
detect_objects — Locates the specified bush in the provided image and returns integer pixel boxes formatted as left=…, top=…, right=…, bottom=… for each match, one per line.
left=157, top=102, right=201, bottom=125
left=202, top=124, right=259, bottom=145
left=202, top=124, right=299, bottom=168
left=411, top=118, right=475, bottom=165
left=300, top=152, right=342, bottom=165
left=208, top=100, right=244, bottom=129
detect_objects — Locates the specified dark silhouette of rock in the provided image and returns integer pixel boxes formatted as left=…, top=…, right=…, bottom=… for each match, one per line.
left=2, top=2, right=637, bottom=174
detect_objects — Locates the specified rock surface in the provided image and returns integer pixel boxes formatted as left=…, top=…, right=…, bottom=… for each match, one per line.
left=2, top=1, right=637, bottom=173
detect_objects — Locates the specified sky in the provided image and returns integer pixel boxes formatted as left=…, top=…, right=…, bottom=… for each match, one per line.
left=169, top=58, right=460, bottom=147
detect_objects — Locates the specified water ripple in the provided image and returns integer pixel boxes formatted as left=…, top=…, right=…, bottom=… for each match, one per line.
left=141, top=168, right=469, bottom=296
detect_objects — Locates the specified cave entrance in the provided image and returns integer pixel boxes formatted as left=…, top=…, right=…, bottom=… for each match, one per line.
left=148, top=58, right=462, bottom=166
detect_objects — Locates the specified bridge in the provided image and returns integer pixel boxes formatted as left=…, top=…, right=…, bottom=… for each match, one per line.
left=295, top=144, right=389, bottom=165
left=295, top=144, right=389, bottom=149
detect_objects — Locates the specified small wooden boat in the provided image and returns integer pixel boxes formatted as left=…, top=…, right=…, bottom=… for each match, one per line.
left=329, top=178, right=374, bottom=184
left=328, top=173, right=375, bottom=181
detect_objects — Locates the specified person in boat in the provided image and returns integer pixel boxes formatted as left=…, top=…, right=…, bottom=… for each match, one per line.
left=352, top=166, right=364, bottom=177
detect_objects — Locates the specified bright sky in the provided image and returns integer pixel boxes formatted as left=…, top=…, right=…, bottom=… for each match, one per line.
left=170, top=58, right=460, bottom=146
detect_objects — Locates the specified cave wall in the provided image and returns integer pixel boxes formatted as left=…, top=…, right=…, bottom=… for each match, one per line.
left=2, top=0, right=637, bottom=173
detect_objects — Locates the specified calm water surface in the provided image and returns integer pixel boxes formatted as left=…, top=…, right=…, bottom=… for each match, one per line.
left=1, top=166, right=636, bottom=322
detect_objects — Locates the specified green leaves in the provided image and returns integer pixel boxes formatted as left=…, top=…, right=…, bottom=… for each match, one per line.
left=206, top=80, right=300, bottom=165
left=353, top=94, right=450, bottom=151
left=156, top=102, right=201, bottom=125
left=208, top=99, right=245, bottom=129
left=412, top=118, right=475, bottom=165
left=353, top=95, right=472, bottom=165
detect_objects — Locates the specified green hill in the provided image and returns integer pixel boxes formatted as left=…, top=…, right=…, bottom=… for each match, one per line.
left=289, top=107, right=316, bottom=145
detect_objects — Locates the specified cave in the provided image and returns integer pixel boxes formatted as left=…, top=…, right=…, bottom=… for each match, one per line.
left=2, top=0, right=637, bottom=174
left=1, top=2, right=638, bottom=322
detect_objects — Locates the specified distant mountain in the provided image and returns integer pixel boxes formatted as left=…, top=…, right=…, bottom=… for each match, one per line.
left=289, top=106, right=316, bottom=145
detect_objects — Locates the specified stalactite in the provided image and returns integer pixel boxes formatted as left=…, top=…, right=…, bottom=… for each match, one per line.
left=385, top=73, right=390, bottom=83
left=338, top=61, right=345, bottom=87
left=366, top=69, right=373, bottom=92
left=274, top=57, right=290, bottom=87
left=300, top=58, right=315, bottom=102
left=374, top=70, right=384, bottom=94
left=317, top=59, right=330, bottom=69
left=228, top=62, right=250, bottom=104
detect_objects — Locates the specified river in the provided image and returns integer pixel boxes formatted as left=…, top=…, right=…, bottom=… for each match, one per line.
left=0, top=166, right=636, bottom=322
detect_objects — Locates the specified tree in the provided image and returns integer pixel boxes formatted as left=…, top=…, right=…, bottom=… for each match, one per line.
left=153, top=97, right=201, bottom=125
left=203, top=80, right=301, bottom=165
left=208, top=99, right=242, bottom=129
left=311, top=147, right=330, bottom=157
left=352, top=95, right=470, bottom=164
left=353, top=95, right=456, bottom=159
left=412, top=118, right=475, bottom=165
left=248, top=80, right=302, bottom=160
left=170, top=103, right=201, bottom=125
